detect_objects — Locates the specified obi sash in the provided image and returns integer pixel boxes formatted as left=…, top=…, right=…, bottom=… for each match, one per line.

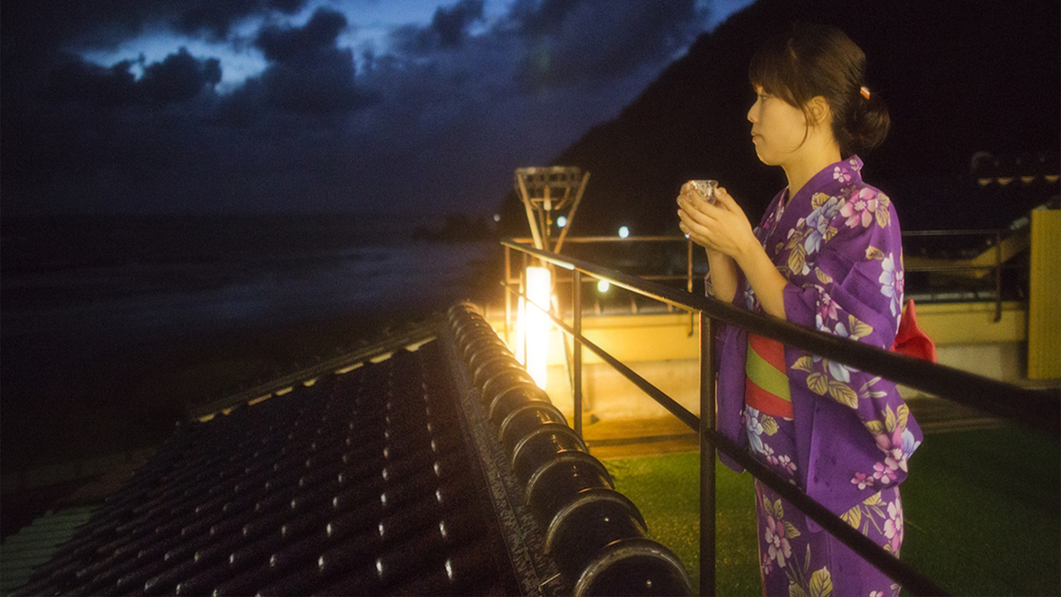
left=745, top=334, right=794, bottom=418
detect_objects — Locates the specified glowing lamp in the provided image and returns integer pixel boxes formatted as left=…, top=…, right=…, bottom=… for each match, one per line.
left=597, top=279, right=611, bottom=293
left=618, top=225, right=630, bottom=239
left=524, top=266, right=552, bottom=389
left=557, top=215, right=568, bottom=228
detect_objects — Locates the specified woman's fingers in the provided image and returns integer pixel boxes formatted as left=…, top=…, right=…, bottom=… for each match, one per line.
left=712, top=187, right=747, bottom=219
left=712, top=186, right=734, bottom=209
left=678, top=199, right=711, bottom=232
left=678, top=220, right=711, bottom=248
left=677, top=180, right=745, bottom=253
left=678, top=207, right=720, bottom=250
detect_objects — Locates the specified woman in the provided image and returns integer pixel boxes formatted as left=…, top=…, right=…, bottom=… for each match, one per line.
left=677, top=23, right=922, bottom=597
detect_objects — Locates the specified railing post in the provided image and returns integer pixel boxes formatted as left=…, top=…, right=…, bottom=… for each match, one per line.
left=572, top=270, right=583, bottom=439
left=698, top=312, right=717, bottom=596
left=688, top=238, right=696, bottom=336
left=687, top=238, right=694, bottom=294
left=994, top=230, right=1003, bottom=322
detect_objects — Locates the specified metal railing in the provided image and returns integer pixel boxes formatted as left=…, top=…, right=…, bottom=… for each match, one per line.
left=507, top=228, right=1028, bottom=323
left=903, top=228, right=1028, bottom=321
left=499, top=237, right=1059, bottom=597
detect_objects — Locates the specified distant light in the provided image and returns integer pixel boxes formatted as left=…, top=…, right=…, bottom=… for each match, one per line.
left=493, top=213, right=501, bottom=223
left=618, top=225, right=630, bottom=239
left=597, top=280, right=611, bottom=293
left=556, top=215, right=568, bottom=228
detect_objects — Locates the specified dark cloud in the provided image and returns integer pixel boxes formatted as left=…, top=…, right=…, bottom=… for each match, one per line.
left=222, top=8, right=370, bottom=117
left=141, top=49, right=222, bottom=103
left=256, top=8, right=348, bottom=64
left=511, top=0, right=579, bottom=35
left=2, top=1, right=733, bottom=216
left=176, top=0, right=309, bottom=39
left=257, top=48, right=365, bottom=113
left=42, top=48, right=221, bottom=106
left=511, top=0, right=700, bottom=89
left=43, top=57, right=139, bottom=106
left=389, top=0, right=485, bottom=54
left=431, top=0, right=485, bottom=48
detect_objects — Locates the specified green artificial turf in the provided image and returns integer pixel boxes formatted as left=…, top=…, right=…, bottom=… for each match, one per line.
left=603, top=424, right=1061, bottom=596
left=899, top=424, right=1060, bottom=596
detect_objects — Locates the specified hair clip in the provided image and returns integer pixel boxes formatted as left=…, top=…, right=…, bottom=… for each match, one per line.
left=860, top=86, right=871, bottom=100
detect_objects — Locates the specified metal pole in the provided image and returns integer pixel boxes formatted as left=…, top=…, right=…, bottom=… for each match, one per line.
left=515, top=173, right=545, bottom=250
left=554, top=171, right=590, bottom=254
left=687, top=238, right=694, bottom=293
left=573, top=270, right=583, bottom=439
left=688, top=237, right=696, bottom=336
left=994, top=230, right=1003, bottom=322
left=698, top=312, right=716, bottom=596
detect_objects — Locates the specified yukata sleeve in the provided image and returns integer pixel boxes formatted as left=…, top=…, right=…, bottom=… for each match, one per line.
left=781, top=188, right=916, bottom=480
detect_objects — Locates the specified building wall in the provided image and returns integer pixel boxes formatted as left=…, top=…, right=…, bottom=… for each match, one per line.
left=1028, top=209, right=1061, bottom=379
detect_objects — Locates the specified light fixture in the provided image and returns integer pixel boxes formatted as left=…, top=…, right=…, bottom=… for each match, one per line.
left=597, top=279, right=611, bottom=293
left=618, top=225, right=630, bottom=239
left=556, top=215, right=568, bottom=228
left=524, top=266, right=552, bottom=389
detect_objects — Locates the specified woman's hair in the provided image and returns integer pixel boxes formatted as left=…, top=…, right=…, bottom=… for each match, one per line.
left=749, top=22, right=890, bottom=157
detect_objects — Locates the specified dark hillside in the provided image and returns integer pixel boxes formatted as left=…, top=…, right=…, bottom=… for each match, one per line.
left=499, top=0, right=1060, bottom=236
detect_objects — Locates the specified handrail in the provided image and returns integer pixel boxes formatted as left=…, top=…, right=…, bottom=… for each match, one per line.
left=513, top=228, right=1025, bottom=322
left=499, top=237, right=1059, bottom=597
left=503, top=240, right=1058, bottom=436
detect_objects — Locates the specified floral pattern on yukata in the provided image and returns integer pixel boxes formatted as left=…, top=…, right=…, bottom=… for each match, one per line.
left=732, top=157, right=921, bottom=596
left=758, top=158, right=919, bottom=497
left=754, top=478, right=904, bottom=597
left=747, top=405, right=903, bottom=597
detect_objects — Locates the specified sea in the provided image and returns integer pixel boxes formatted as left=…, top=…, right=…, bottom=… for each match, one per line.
left=1, top=214, right=498, bottom=360
left=0, top=214, right=501, bottom=469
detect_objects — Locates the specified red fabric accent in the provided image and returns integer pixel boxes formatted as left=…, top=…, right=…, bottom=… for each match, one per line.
left=890, top=300, right=937, bottom=363
left=745, top=378, right=794, bottom=418
left=748, top=333, right=786, bottom=371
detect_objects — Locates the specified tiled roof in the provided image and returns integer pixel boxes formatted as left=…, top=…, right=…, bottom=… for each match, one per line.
left=0, top=506, right=95, bottom=596
left=10, top=302, right=692, bottom=596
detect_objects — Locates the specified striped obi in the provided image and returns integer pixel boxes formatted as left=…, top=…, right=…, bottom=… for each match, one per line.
left=745, top=334, right=793, bottom=418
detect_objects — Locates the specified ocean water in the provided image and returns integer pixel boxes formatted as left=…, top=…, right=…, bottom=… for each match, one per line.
left=1, top=214, right=500, bottom=378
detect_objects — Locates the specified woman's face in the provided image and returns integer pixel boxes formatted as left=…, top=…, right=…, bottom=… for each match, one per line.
left=747, top=84, right=809, bottom=167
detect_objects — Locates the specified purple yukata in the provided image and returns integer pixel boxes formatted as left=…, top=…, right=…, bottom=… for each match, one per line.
left=712, top=157, right=922, bottom=597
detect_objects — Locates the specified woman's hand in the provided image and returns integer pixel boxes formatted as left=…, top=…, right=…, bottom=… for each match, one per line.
left=676, top=183, right=756, bottom=260
left=676, top=182, right=790, bottom=318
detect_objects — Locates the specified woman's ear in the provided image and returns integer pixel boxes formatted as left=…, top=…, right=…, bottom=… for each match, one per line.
left=807, top=96, right=832, bottom=127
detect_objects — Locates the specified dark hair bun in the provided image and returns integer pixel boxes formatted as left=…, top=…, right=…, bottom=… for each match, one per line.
left=846, top=89, right=890, bottom=155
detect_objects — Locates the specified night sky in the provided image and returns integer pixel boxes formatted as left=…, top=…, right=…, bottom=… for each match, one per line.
left=1, top=0, right=754, bottom=217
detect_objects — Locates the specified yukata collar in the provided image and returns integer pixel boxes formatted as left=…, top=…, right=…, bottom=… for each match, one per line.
left=764, top=156, right=864, bottom=252
left=786, top=156, right=864, bottom=209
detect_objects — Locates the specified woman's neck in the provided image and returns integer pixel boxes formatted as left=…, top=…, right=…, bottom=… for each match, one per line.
left=781, top=129, right=842, bottom=201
